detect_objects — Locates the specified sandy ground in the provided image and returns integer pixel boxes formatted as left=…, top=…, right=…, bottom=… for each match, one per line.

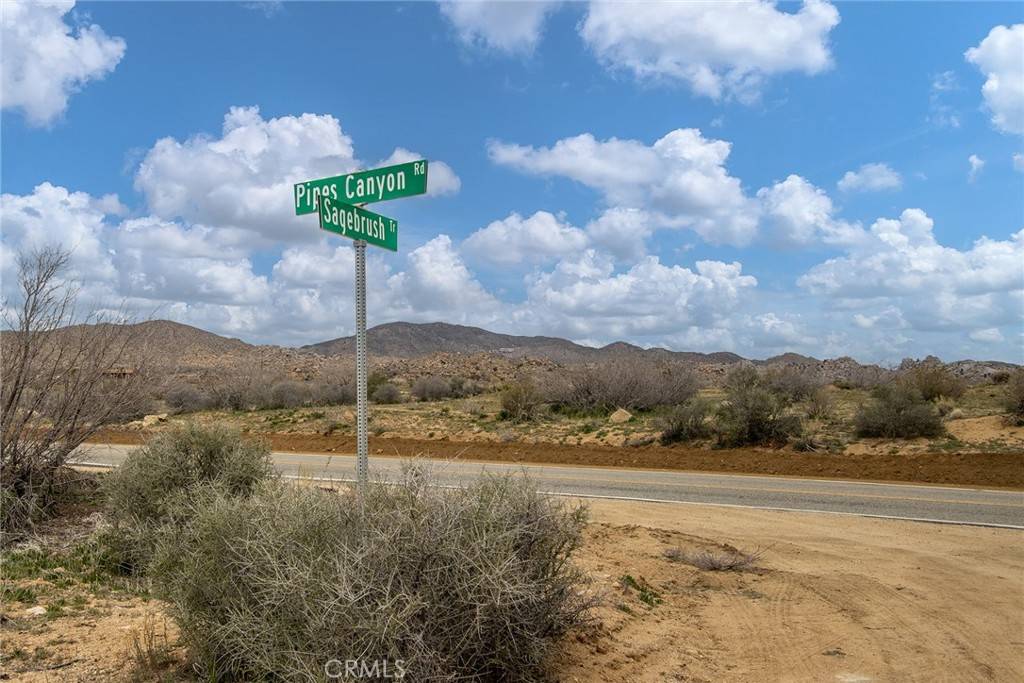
left=557, top=500, right=1024, bottom=682
left=3, top=501, right=1021, bottom=682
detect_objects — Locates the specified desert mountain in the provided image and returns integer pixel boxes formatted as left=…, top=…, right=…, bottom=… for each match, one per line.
left=302, top=321, right=748, bottom=365
left=14, top=320, right=1016, bottom=385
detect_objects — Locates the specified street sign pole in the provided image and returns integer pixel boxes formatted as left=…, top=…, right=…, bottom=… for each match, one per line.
left=300, top=161, right=427, bottom=492
left=354, top=239, right=368, bottom=490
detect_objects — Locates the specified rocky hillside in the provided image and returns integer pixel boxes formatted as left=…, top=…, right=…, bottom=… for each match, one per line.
left=19, top=319, right=1017, bottom=387
left=303, top=321, right=747, bottom=365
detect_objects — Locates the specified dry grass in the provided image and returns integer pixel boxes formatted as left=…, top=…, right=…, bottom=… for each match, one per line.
left=663, top=545, right=764, bottom=572
left=125, top=615, right=180, bottom=683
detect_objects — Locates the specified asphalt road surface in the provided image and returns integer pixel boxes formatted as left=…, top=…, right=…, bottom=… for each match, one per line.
left=73, top=443, right=1024, bottom=529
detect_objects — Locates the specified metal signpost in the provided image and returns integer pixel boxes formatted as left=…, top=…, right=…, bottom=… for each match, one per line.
left=296, top=160, right=429, bottom=489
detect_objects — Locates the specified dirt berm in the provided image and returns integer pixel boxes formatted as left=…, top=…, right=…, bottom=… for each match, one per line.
left=93, top=430, right=1024, bottom=488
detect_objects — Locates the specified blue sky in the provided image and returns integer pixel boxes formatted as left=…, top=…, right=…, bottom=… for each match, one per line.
left=2, top=1, right=1022, bottom=363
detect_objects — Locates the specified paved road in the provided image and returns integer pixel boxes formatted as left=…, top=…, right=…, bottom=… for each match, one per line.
left=73, top=443, right=1024, bottom=529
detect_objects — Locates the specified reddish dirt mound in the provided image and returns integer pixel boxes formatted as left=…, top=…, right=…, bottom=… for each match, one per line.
left=91, top=430, right=1024, bottom=488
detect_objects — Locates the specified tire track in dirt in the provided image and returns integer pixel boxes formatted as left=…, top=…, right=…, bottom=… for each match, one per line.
left=559, top=510, right=1023, bottom=683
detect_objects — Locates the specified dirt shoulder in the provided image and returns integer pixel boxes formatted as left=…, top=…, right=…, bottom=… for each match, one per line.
left=92, top=428, right=1024, bottom=488
left=557, top=499, right=1024, bottom=682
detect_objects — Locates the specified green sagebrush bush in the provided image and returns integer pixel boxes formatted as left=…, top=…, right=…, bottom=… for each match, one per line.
left=150, top=467, right=593, bottom=682
left=715, top=366, right=802, bottom=447
left=854, top=384, right=944, bottom=438
left=500, top=380, right=543, bottom=422
left=102, top=423, right=274, bottom=572
left=658, top=399, right=714, bottom=445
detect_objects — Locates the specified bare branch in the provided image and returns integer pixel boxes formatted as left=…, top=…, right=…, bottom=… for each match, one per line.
left=1, top=245, right=153, bottom=540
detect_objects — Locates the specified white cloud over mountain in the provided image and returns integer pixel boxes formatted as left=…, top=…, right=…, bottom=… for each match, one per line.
left=579, top=0, right=840, bottom=103
left=516, top=250, right=757, bottom=341
left=488, top=129, right=759, bottom=246
left=966, top=24, right=1024, bottom=135
left=2, top=105, right=1020, bottom=361
left=1, top=0, right=126, bottom=126
left=799, top=209, right=1024, bottom=334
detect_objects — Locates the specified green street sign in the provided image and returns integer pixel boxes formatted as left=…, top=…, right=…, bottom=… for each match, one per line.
left=317, top=196, right=398, bottom=252
left=295, top=159, right=428, bottom=215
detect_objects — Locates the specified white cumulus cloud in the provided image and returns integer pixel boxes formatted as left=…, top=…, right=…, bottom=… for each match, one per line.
left=965, top=24, right=1024, bottom=135
left=0, top=182, right=120, bottom=283
left=389, top=235, right=502, bottom=322
left=463, top=211, right=588, bottom=266
left=378, top=148, right=461, bottom=197
left=1, top=0, right=126, bottom=126
left=583, top=208, right=654, bottom=261
left=799, top=209, right=1024, bottom=335
left=837, top=163, right=903, bottom=193
left=517, top=249, right=757, bottom=341
left=488, top=128, right=758, bottom=246
left=134, top=106, right=459, bottom=246
left=579, top=0, right=840, bottom=103
left=439, top=1, right=560, bottom=54
left=757, top=174, right=864, bottom=247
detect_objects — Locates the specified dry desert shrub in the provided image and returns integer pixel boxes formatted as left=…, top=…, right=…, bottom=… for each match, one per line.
left=715, top=366, right=802, bottom=447
left=150, top=467, right=593, bottom=681
left=546, top=359, right=698, bottom=414
left=267, top=380, right=309, bottom=409
left=411, top=375, right=452, bottom=401
left=804, top=386, right=834, bottom=421
left=657, top=399, right=714, bottom=445
left=990, top=370, right=1011, bottom=384
left=1005, top=369, right=1024, bottom=426
left=831, top=364, right=892, bottom=390
left=448, top=375, right=485, bottom=398
left=370, top=382, right=402, bottom=404
left=854, top=384, right=944, bottom=438
left=199, top=367, right=355, bottom=411
left=763, top=366, right=823, bottom=403
left=103, top=423, right=274, bottom=572
left=500, top=380, right=543, bottom=422
left=311, top=380, right=356, bottom=406
left=664, top=546, right=763, bottom=572
left=903, top=364, right=966, bottom=401
left=164, top=383, right=210, bottom=414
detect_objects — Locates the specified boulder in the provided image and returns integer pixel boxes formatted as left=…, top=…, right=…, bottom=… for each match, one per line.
left=608, top=408, right=632, bottom=424
left=141, top=413, right=168, bottom=428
